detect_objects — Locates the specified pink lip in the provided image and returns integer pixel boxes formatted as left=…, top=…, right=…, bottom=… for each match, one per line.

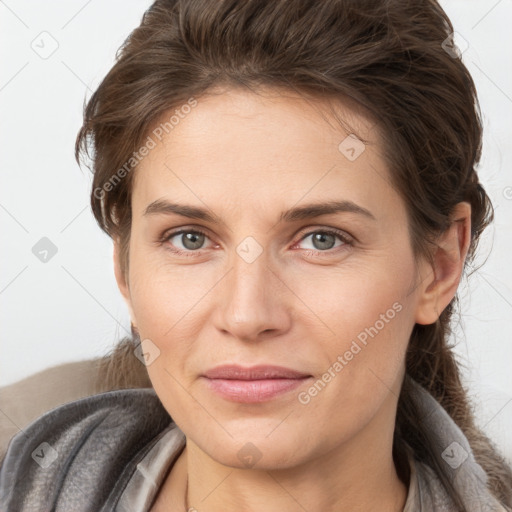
left=203, top=364, right=311, bottom=380
left=202, top=365, right=312, bottom=403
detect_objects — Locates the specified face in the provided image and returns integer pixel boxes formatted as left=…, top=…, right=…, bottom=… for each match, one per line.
left=116, top=86, right=431, bottom=470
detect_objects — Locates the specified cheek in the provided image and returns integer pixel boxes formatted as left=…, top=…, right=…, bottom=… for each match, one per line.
left=126, top=254, right=222, bottom=409
left=128, top=246, right=215, bottom=336
left=291, top=260, right=416, bottom=407
left=292, top=257, right=415, bottom=343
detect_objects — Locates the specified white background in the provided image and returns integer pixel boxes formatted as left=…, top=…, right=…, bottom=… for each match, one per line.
left=1, top=1, right=511, bottom=462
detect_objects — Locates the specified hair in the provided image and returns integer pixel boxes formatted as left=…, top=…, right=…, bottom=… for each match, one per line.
left=76, top=0, right=512, bottom=508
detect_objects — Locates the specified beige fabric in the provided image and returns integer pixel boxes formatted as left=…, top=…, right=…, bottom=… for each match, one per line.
left=0, top=359, right=104, bottom=461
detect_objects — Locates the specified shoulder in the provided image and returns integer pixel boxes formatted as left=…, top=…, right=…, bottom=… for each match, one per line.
left=0, top=358, right=104, bottom=460
left=0, top=387, right=172, bottom=511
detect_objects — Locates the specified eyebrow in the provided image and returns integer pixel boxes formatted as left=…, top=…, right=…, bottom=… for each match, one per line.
left=143, top=199, right=376, bottom=223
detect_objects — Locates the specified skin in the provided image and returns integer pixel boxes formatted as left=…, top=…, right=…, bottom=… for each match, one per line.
left=113, top=86, right=471, bottom=512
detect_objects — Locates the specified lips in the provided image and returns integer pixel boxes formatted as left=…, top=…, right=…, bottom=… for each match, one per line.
left=203, top=364, right=311, bottom=380
left=202, top=364, right=312, bottom=403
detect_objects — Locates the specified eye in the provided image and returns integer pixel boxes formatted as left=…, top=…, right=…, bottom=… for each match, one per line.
left=160, top=227, right=352, bottom=257
left=163, top=228, right=214, bottom=254
left=294, top=229, right=352, bottom=253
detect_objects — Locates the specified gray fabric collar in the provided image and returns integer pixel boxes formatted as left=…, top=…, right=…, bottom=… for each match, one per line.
left=403, top=379, right=506, bottom=511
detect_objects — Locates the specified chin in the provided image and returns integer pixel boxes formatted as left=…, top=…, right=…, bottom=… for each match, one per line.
left=208, top=440, right=308, bottom=471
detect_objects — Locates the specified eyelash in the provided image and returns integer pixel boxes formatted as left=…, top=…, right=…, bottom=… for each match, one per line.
left=159, top=227, right=353, bottom=258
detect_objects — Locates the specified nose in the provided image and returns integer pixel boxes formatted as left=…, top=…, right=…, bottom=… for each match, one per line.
left=212, top=247, right=292, bottom=342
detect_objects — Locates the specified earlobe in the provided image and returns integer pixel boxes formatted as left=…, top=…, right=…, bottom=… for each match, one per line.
left=113, top=238, right=138, bottom=328
left=414, top=202, right=471, bottom=325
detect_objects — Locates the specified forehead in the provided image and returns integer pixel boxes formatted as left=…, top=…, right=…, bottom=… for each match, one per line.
left=131, top=87, right=398, bottom=222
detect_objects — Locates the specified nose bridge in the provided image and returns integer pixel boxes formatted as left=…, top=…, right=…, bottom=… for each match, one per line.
left=228, top=246, right=273, bottom=320
left=228, top=233, right=271, bottom=303
left=214, top=238, right=291, bottom=339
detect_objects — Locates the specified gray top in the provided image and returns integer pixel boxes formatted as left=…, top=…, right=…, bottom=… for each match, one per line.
left=0, top=382, right=507, bottom=511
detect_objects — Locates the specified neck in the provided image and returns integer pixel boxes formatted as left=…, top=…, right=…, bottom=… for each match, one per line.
left=183, top=450, right=407, bottom=512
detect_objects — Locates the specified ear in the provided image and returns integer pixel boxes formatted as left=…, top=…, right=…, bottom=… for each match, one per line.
left=113, top=237, right=138, bottom=329
left=414, top=202, right=471, bottom=325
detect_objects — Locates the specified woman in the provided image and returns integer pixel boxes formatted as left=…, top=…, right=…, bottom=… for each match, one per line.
left=1, top=0, right=511, bottom=510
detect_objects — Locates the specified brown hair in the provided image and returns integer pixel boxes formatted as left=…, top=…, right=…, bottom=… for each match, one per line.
left=76, top=0, right=512, bottom=508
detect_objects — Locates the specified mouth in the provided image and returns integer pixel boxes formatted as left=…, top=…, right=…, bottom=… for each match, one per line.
left=201, top=364, right=313, bottom=403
